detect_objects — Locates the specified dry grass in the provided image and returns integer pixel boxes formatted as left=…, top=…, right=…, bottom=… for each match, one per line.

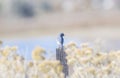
left=0, top=11, right=120, bottom=39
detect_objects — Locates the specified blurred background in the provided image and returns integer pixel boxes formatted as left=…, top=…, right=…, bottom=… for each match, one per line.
left=0, top=0, right=120, bottom=57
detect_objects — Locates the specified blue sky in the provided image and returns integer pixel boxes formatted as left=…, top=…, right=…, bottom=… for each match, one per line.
left=2, top=37, right=82, bottom=60
left=2, top=37, right=120, bottom=60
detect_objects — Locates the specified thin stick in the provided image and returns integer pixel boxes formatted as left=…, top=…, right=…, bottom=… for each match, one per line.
left=56, top=33, right=69, bottom=78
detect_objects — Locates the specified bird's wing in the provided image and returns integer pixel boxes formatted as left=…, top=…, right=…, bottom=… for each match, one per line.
left=56, top=39, right=61, bottom=45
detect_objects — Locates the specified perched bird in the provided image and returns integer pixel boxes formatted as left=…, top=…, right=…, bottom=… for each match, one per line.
left=57, top=33, right=65, bottom=47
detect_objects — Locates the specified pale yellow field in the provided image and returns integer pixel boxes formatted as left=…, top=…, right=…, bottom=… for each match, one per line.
left=0, top=42, right=120, bottom=78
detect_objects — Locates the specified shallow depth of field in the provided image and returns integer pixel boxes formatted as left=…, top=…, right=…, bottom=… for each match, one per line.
left=0, top=0, right=120, bottom=78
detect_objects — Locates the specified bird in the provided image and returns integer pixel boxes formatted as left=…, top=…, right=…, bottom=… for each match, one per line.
left=57, top=33, right=65, bottom=47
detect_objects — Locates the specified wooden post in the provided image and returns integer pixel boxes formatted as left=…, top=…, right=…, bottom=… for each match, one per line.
left=56, top=46, right=69, bottom=78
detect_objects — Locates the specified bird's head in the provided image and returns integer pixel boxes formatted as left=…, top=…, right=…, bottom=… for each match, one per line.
left=60, top=33, right=64, bottom=37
